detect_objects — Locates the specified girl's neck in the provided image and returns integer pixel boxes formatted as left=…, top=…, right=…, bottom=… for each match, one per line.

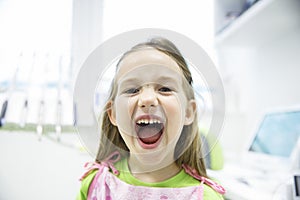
left=128, top=156, right=181, bottom=183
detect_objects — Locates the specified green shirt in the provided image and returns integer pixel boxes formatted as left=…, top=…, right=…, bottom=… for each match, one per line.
left=77, top=159, right=224, bottom=200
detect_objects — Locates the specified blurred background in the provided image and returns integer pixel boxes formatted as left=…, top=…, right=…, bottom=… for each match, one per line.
left=0, top=0, right=300, bottom=199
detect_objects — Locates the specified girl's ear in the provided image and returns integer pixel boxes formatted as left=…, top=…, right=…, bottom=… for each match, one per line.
left=184, top=99, right=196, bottom=125
left=107, top=101, right=117, bottom=126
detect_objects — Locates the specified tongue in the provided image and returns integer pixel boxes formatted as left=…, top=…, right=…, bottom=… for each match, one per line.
left=137, top=125, right=162, bottom=144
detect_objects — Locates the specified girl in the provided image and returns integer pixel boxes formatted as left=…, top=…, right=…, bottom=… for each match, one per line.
left=77, top=37, right=225, bottom=199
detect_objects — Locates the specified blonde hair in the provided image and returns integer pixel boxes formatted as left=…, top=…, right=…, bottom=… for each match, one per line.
left=96, top=37, right=207, bottom=177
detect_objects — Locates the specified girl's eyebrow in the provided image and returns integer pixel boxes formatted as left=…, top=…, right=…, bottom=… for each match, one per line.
left=156, top=76, right=180, bottom=83
left=118, top=78, right=140, bottom=86
left=119, top=76, right=180, bottom=86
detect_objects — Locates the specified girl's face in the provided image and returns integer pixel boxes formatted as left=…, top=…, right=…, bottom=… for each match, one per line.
left=108, top=49, right=196, bottom=165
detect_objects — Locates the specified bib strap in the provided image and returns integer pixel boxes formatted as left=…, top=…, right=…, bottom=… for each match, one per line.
left=79, top=151, right=121, bottom=181
left=182, top=164, right=226, bottom=195
left=101, top=151, right=121, bottom=175
left=79, top=162, right=104, bottom=181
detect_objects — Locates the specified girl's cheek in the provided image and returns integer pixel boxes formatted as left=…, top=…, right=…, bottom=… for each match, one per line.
left=127, top=96, right=138, bottom=115
left=162, top=96, right=184, bottom=111
left=116, top=96, right=137, bottom=118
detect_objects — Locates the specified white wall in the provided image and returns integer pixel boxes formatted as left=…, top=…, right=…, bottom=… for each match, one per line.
left=217, top=27, right=300, bottom=156
left=71, top=0, right=104, bottom=81
left=71, top=0, right=216, bottom=77
left=102, top=0, right=214, bottom=54
left=249, top=28, right=300, bottom=110
left=0, top=0, right=72, bottom=55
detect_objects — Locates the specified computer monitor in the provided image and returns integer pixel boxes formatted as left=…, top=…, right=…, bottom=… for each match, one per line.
left=249, top=110, right=300, bottom=157
left=245, top=107, right=300, bottom=171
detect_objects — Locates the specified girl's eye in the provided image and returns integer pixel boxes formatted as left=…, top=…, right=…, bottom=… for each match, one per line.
left=159, top=87, right=172, bottom=92
left=125, top=88, right=140, bottom=94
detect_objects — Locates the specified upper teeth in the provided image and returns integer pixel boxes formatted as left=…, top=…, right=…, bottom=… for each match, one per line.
left=137, top=119, right=161, bottom=124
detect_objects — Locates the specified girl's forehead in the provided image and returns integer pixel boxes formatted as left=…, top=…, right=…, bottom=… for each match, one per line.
left=117, top=64, right=183, bottom=87
left=116, top=49, right=182, bottom=81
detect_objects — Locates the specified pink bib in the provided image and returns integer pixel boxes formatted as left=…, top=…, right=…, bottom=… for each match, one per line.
left=80, top=152, right=225, bottom=200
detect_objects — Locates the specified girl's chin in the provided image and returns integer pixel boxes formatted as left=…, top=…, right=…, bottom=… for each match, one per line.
left=129, top=148, right=176, bottom=171
left=131, top=138, right=175, bottom=163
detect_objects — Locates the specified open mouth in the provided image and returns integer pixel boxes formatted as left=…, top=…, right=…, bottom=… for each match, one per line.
left=135, top=116, right=164, bottom=149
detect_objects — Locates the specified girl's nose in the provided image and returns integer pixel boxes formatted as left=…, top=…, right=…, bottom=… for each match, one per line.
left=138, top=87, right=158, bottom=108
